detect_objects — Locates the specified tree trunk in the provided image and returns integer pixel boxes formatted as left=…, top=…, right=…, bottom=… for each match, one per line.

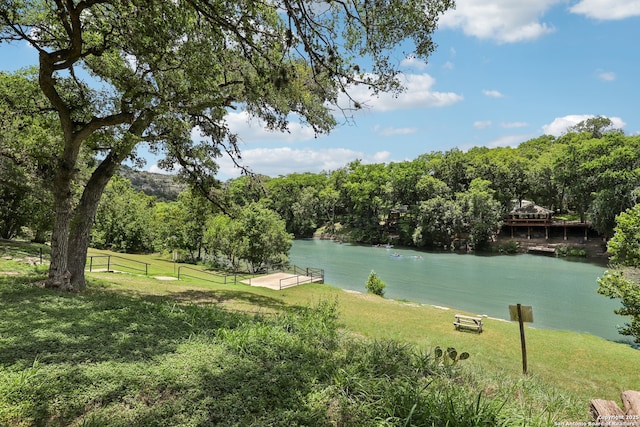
left=67, top=152, right=123, bottom=289
left=46, top=165, right=75, bottom=291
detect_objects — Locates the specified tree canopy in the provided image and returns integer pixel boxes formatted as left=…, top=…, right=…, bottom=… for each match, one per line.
left=0, top=0, right=454, bottom=290
left=598, top=204, right=640, bottom=343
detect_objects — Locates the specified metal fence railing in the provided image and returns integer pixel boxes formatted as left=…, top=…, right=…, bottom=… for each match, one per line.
left=177, top=265, right=251, bottom=285
left=83, top=254, right=323, bottom=290
left=86, top=255, right=149, bottom=275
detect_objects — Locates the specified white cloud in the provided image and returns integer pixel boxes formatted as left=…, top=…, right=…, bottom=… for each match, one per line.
left=474, top=120, right=492, bottom=129
left=374, top=125, right=418, bottom=136
left=213, top=147, right=391, bottom=180
left=482, top=89, right=504, bottom=98
left=487, top=134, right=530, bottom=148
left=439, top=0, right=560, bottom=43
left=597, top=70, right=616, bottom=81
left=342, top=73, right=463, bottom=112
left=569, top=0, right=640, bottom=19
left=442, top=61, right=455, bottom=70
left=500, top=121, right=529, bottom=128
left=542, top=114, right=626, bottom=136
left=400, top=56, right=428, bottom=70
left=218, top=111, right=317, bottom=144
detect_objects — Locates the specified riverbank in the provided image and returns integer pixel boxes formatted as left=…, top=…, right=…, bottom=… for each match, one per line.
left=493, top=234, right=610, bottom=260
left=315, top=231, right=610, bottom=261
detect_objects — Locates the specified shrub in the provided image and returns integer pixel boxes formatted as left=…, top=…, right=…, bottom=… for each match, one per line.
left=555, top=245, right=587, bottom=257
left=498, top=239, right=520, bottom=254
left=365, top=270, right=386, bottom=297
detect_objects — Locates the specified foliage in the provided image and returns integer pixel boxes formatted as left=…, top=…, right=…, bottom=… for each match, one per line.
left=91, top=176, right=155, bottom=253
left=598, top=204, right=640, bottom=342
left=365, top=270, right=386, bottom=297
left=495, top=239, right=520, bottom=254
left=90, top=122, right=640, bottom=256
left=0, top=70, right=58, bottom=242
left=204, top=203, right=292, bottom=273
left=203, top=214, right=245, bottom=272
left=555, top=245, right=587, bottom=258
left=265, top=173, right=327, bottom=237
left=457, top=178, right=503, bottom=250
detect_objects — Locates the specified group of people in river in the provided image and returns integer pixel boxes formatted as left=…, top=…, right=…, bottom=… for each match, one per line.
left=389, top=253, right=423, bottom=259
left=372, top=243, right=423, bottom=259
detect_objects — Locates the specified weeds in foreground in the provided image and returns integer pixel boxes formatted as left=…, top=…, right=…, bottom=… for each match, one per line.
left=0, top=277, right=507, bottom=426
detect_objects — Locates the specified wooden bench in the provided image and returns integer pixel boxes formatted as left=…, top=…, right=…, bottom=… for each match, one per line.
left=453, top=314, right=483, bottom=333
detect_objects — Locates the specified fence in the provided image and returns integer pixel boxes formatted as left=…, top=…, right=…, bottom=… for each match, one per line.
left=177, top=265, right=251, bottom=285
left=86, top=255, right=149, bottom=276
left=84, top=254, right=323, bottom=290
left=278, top=265, right=324, bottom=290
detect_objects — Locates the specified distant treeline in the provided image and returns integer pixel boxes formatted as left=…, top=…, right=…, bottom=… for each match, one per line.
left=3, top=118, right=639, bottom=262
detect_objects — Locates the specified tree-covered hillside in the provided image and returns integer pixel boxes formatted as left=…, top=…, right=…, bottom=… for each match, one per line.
left=118, top=165, right=185, bottom=202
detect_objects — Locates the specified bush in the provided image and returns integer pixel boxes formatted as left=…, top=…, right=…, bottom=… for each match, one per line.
left=555, top=245, right=587, bottom=257
left=495, top=239, right=519, bottom=254
left=365, top=270, right=386, bottom=297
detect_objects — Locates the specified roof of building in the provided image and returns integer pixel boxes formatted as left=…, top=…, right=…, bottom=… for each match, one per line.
left=510, top=200, right=554, bottom=215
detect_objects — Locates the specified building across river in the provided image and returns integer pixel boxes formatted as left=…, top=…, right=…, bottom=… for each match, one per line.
left=502, top=200, right=596, bottom=241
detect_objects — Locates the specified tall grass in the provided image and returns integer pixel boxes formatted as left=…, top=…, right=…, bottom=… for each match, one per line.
left=0, top=272, right=504, bottom=426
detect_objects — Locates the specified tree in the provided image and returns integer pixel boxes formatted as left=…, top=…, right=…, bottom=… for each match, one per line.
left=205, top=203, right=292, bottom=273
left=1, top=0, right=453, bottom=291
left=457, top=178, right=502, bottom=250
left=91, top=176, right=155, bottom=253
left=0, top=70, right=58, bottom=241
left=237, top=203, right=292, bottom=273
left=570, top=116, right=621, bottom=139
left=203, top=213, right=244, bottom=272
left=598, top=204, right=640, bottom=343
left=150, top=189, right=216, bottom=262
left=365, top=270, right=386, bottom=297
left=265, top=173, right=326, bottom=237
left=342, top=161, right=390, bottom=243
left=413, top=195, right=462, bottom=249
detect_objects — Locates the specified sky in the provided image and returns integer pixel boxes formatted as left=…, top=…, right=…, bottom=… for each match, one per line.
left=2, top=0, right=640, bottom=181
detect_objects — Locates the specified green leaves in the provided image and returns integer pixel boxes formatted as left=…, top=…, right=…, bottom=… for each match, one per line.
left=365, top=270, right=386, bottom=297
left=598, top=203, right=640, bottom=343
left=204, top=202, right=292, bottom=273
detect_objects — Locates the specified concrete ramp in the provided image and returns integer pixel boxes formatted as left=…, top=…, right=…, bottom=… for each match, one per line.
left=241, top=272, right=322, bottom=290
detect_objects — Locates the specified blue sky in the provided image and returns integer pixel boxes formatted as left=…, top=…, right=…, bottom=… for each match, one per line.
left=2, top=0, right=640, bottom=181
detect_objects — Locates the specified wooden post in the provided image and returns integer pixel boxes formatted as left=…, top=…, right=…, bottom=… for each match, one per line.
left=517, top=303, right=528, bottom=375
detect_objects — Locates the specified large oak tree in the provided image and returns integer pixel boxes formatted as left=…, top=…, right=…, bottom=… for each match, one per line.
left=1, top=0, right=454, bottom=290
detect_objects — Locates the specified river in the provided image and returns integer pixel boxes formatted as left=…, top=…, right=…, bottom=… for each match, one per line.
left=288, top=239, right=630, bottom=344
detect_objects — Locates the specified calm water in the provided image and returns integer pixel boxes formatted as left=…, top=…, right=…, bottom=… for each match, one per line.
left=289, top=239, right=630, bottom=343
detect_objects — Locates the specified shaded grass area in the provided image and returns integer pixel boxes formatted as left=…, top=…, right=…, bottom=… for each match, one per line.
left=0, top=272, right=505, bottom=426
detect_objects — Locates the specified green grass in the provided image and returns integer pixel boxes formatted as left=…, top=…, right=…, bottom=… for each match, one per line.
left=1, top=244, right=639, bottom=425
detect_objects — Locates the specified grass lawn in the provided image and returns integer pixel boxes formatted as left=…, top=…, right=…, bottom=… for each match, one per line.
left=1, top=242, right=639, bottom=425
